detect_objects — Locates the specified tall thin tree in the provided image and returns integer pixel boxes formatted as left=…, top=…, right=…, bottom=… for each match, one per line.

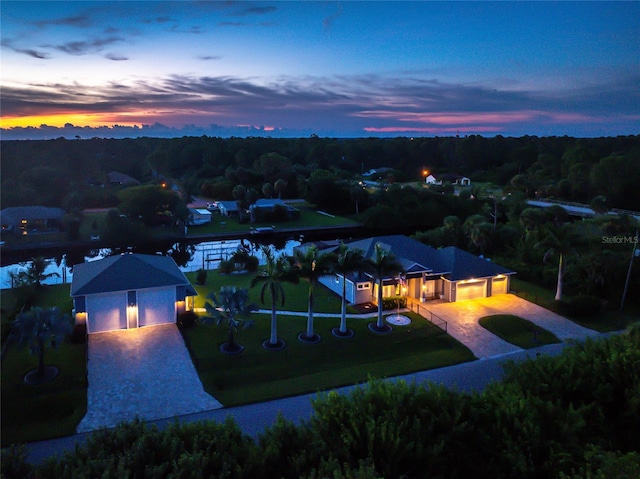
left=292, top=245, right=333, bottom=343
left=331, top=242, right=366, bottom=338
left=365, top=243, right=404, bottom=334
left=251, top=246, right=298, bottom=350
left=537, top=224, right=578, bottom=301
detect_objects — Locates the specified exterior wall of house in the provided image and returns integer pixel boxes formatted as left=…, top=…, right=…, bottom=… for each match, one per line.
left=82, top=287, right=179, bottom=333
left=421, top=279, right=438, bottom=301
left=442, top=279, right=454, bottom=302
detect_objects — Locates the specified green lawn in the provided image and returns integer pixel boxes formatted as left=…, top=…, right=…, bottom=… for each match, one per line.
left=510, top=277, right=639, bottom=332
left=183, top=310, right=475, bottom=406
left=1, top=284, right=85, bottom=446
left=187, top=270, right=350, bottom=314
left=186, top=204, right=359, bottom=237
left=0, top=274, right=475, bottom=445
left=1, top=337, right=87, bottom=447
left=478, top=314, right=560, bottom=349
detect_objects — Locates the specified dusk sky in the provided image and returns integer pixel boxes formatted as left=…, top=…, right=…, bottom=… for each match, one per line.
left=1, top=1, right=639, bottom=139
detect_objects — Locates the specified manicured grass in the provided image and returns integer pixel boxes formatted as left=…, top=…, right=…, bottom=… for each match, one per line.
left=1, top=284, right=74, bottom=343
left=187, top=270, right=348, bottom=314
left=183, top=311, right=475, bottom=406
left=478, top=314, right=560, bottom=349
left=186, top=204, right=359, bottom=237
left=1, top=336, right=87, bottom=447
left=511, top=277, right=640, bottom=333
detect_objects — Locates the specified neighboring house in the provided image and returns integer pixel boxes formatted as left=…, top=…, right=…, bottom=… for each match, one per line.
left=70, top=253, right=197, bottom=334
left=187, top=208, right=212, bottom=226
left=425, top=174, right=441, bottom=185
left=305, top=235, right=514, bottom=305
left=107, top=171, right=141, bottom=186
left=217, top=201, right=240, bottom=217
left=0, top=206, right=65, bottom=235
left=363, top=167, right=394, bottom=179
left=249, top=198, right=299, bottom=223
left=438, top=174, right=471, bottom=186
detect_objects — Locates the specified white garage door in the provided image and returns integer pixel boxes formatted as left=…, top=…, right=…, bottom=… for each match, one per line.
left=455, top=280, right=487, bottom=301
left=492, top=277, right=508, bottom=295
left=138, top=287, right=176, bottom=327
left=87, top=292, right=127, bottom=333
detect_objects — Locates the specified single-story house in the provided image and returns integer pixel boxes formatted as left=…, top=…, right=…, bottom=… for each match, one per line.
left=305, top=235, right=514, bottom=305
left=187, top=208, right=212, bottom=225
left=218, top=201, right=240, bottom=217
left=70, top=253, right=197, bottom=334
left=107, top=171, right=141, bottom=186
left=438, top=174, right=471, bottom=186
left=424, top=174, right=441, bottom=185
left=0, top=206, right=65, bottom=235
left=249, top=198, right=299, bottom=223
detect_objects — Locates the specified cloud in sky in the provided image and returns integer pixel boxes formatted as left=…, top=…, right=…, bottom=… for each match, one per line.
left=1, top=1, right=638, bottom=138
left=2, top=72, right=638, bottom=138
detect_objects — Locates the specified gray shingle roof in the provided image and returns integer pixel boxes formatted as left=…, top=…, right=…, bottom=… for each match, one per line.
left=1, top=206, right=65, bottom=226
left=438, top=246, right=514, bottom=281
left=71, top=254, right=194, bottom=296
left=318, top=235, right=513, bottom=282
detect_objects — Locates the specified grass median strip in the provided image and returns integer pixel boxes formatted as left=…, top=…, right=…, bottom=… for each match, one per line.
left=478, top=314, right=560, bottom=349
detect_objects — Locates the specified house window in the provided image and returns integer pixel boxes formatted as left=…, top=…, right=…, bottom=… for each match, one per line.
left=357, top=282, right=371, bottom=290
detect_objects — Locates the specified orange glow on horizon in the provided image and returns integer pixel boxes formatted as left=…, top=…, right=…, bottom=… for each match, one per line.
left=1, top=113, right=144, bottom=129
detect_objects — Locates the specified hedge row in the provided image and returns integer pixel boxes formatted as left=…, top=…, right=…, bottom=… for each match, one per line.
left=3, top=327, right=639, bottom=479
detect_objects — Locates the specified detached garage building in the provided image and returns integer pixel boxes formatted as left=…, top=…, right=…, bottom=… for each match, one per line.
left=71, top=254, right=197, bottom=334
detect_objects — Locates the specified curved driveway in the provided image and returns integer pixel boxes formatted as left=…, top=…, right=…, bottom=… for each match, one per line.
left=426, top=294, right=599, bottom=358
left=77, top=323, right=222, bottom=433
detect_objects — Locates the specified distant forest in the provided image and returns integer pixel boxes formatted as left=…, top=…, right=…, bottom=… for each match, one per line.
left=2, top=135, right=640, bottom=211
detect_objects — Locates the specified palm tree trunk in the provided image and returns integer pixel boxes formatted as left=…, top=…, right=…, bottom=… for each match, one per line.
left=340, top=275, right=347, bottom=333
left=555, top=253, right=563, bottom=301
left=306, top=286, right=314, bottom=338
left=270, top=300, right=278, bottom=345
left=376, top=279, right=384, bottom=328
left=38, top=339, right=45, bottom=376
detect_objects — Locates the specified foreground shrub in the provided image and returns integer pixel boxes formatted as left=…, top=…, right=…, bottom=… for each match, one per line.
left=13, top=328, right=640, bottom=479
left=36, top=417, right=259, bottom=479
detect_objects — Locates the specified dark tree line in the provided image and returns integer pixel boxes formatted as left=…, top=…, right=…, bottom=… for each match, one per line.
left=3, top=135, right=639, bottom=210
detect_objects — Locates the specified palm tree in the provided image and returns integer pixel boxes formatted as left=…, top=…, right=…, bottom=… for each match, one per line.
left=292, top=245, right=333, bottom=344
left=536, top=224, right=578, bottom=301
left=12, top=306, right=72, bottom=383
left=331, top=242, right=366, bottom=338
left=365, top=243, right=404, bottom=334
left=203, top=286, right=256, bottom=355
left=251, top=246, right=299, bottom=350
left=18, top=257, right=60, bottom=288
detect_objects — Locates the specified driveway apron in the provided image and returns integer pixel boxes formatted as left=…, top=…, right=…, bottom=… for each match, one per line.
left=425, top=294, right=599, bottom=358
left=77, top=323, right=222, bottom=433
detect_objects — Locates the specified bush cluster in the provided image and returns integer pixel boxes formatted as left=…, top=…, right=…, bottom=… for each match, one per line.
left=4, top=328, right=639, bottom=479
left=557, top=294, right=605, bottom=318
left=381, top=296, right=407, bottom=310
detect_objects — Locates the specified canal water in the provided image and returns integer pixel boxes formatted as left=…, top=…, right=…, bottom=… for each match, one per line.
left=0, top=238, right=302, bottom=290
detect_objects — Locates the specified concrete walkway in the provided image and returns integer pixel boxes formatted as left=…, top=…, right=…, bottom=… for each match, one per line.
left=77, top=324, right=222, bottom=433
left=425, top=294, right=599, bottom=358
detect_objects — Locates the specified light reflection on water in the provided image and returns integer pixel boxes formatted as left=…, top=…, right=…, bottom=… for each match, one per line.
left=0, top=239, right=301, bottom=290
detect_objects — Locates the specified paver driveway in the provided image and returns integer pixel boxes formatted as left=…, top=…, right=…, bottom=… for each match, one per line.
left=77, top=323, right=222, bottom=433
left=425, top=294, right=599, bottom=358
